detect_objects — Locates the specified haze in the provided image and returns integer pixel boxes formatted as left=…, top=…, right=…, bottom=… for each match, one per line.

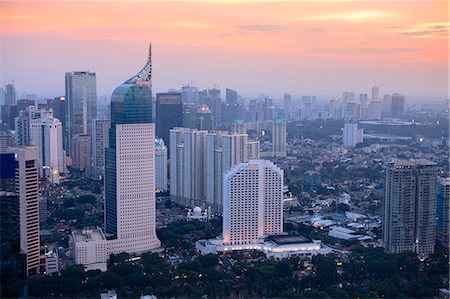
left=0, top=0, right=448, bottom=99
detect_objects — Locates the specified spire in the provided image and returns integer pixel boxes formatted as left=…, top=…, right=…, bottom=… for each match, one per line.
left=124, top=43, right=152, bottom=86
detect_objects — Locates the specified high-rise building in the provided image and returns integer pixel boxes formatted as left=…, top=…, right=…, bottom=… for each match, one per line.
left=30, top=112, right=65, bottom=183
left=46, top=96, right=67, bottom=147
left=368, top=100, right=382, bottom=120
left=105, top=45, right=160, bottom=254
left=343, top=91, right=355, bottom=102
left=156, top=92, right=182, bottom=150
left=155, top=138, right=168, bottom=192
left=196, top=105, right=214, bottom=131
left=71, top=133, right=91, bottom=175
left=343, top=122, right=363, bottom=147
left=10, top=147, right=40, bottom=275
left=169, top=128, right=208, bottom=207
left=92, top=118, right=110, bottom=178
left=5, top=83, right=16, bottom=106
left=383, top=160, right=437, bottom=255
left=226, top=88, right=238, bottom=104
left=359, top=93, right=368, bottom=105
left=208, top=88, right=222, bottom=126
left=65, top=71, right=97, bottom=156
left=284, top=93, right=292, bottom=120
left=181, top=85, right=198, bottom=104
left=371, top=85, right=379, bottom=101
left=223, top=159, right=283, bottom=245
left=382, top=94, right=392, bottom=118
left=71, top=227, right=107, bottom=271
left=272, top=119, right=286, bottom=157
left=206, top=132, right=249, bottom=211
left=436, top=176, right=449, bottom=247
left=391, top=93, right=405, bottom=119
left=247, top=140, right=260, bottom=159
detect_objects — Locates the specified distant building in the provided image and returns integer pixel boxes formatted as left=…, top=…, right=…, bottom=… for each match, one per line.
left=371, top=85, right=379, bottom=101
left=343, top=91, right=355, bottom=102
left=391, top=93, right=405, bottom=119
left=44, top=243, right=59, bottom=275
left=383, top=160, right=437, bottom=255
left=30, top=112, right=65, bottom=183
left=92, top=118, right=110, bottom=178
left=71, top=133, right=91, bottom=175
left=156, top=92, right=182, bottom=150
left=181, top=85, right=198, bottom=104
left=304, top=171, right=321, bottom=189
left=187, top=206, right=208, bottom=221
left=272, top=119, right=287, bottom=157
left=382, top=94, right=392, bottom=118
left=71, top=227, right=107, bottom=271
left=5, top=83, right=16, bottom=106
left=343, top=122, right=363, bottom=147
left=436, top=176, right=449, bottom=247
left=367, top=100, right=382, bottom=120
left=65, top=71, right=97, bottom=156
left=247, top=140, right=260, bottom=159
left=155, top=138, right=168, bottom=192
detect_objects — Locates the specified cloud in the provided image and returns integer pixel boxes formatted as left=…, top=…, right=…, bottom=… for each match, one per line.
left=399, top=23, right=449, bottom=38
left=237, top=24, right=281, bottom=32
left=299, top=10, right=394, bottom=22
left=309, top=27, right=326, bottom=33
left=312, top=47, right=423, bottom=54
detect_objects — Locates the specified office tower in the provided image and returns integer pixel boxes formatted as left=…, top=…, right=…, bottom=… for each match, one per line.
left=208, top=88, right=222, bottom=126
left=156, top=92, right=182, bottom=150
left=71, top=227, right=107, bottom=271
left=371, top=85, right=379, bottom=101
left=65, top=71, right=97, bottom=156
left=223, top=159, right=283, bottom=245
left=343, top=91, right=355, bottom=102
left=344, top=101, right=360, bottom=120
left=181, top=85, right=198, bottom=104
left=0, top=130, right=13, bottom=153
left=272, top=119, right=287, bottom=157
left=391, top=93, right=405, bottom=119
left=92, top=118, right=110, bottom=178
left=329, top=98, right=342, bottom=120
left=1, top=105, right=18, bottom=130
left=5, top=83, right=16, bottom=106
left=71, top=133, right=91, bottom=174
left=436, top=176, right=449, bottom=247
left=359, top=93, right=368, bottom=105
left=46, top=97, right=67, bottom=142
left=30, top=113, right=65, bottom=183
left=382, top=94, right=392, bottom=118
left=0, top=87, right=4, bottom=106
left=284, top=93, right=292, bottom=119
left=16, top=99, right=35, bottom=112
left=196, top=105, right=214, bottom=131
left=7, top=147, right=40, bottom=275
left=343, top=122, right=363, bottom=147
left=247, top=140, right=260, bottom=159
left=155, top=138, right=168, bottom=192
left=226, top=88, right=238, bottom=104
left=14, top=111, right=31, bottom=146
left=105, top=45, right=160, bottom=254
left=206, top=132, right=249, bottom=211
left=383, top=160, right=437, bottom=255
left=367, top=100, right=382, bottom=120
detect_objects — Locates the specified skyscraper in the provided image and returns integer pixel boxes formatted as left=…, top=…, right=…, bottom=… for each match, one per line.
left=383, top=160, right=437, bottom=255
left=284, top=93, right=292, bottom=120
left=156, top=92, right=183, bottom=150
left=181, top=85, right=198, bottom=104
left=65, top=71, right=97, bottom=155
left=5, top=83, right=16, bottom=106
left=30, top=111, right=65, bottom=183
left=223, top=160, right=283, bottom=245
left=371, top=84, right=379, bottom=101
left=71, top=133, right=91, bottom=175
left=436, top=176, right=449, bottom=247
left=92, top=118, right=110, bottom=178
left=382, top=94, right=392, bottom=118
left=391, top=93, right=405, bottom=119
left=272, top=119, right=286, bottom=157
left=155, top=138, right=168, bottom=192
left=9, top=147, right=40, bottom=275
left=343, top=122, right=363, bottom=147
left=105, top=45, right=160, bottom=254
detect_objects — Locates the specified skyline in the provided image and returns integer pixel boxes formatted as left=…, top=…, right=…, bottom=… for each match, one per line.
left=1, top=1, right=448, bottom=99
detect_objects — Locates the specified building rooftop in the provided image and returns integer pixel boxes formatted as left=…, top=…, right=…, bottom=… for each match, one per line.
left=72, top=227, right=106, bottom=243
left=267, top=235, right=310, bottom=245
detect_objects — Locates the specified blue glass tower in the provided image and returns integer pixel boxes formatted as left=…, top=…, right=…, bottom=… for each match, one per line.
left=105, top=45, right=153, bottom=237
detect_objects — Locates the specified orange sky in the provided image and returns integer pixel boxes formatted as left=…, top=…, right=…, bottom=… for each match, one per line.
left=0, top=1, right=448, bottom=99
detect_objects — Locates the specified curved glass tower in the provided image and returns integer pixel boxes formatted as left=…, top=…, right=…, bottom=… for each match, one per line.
left=105, top=45, right=161, bottom=253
